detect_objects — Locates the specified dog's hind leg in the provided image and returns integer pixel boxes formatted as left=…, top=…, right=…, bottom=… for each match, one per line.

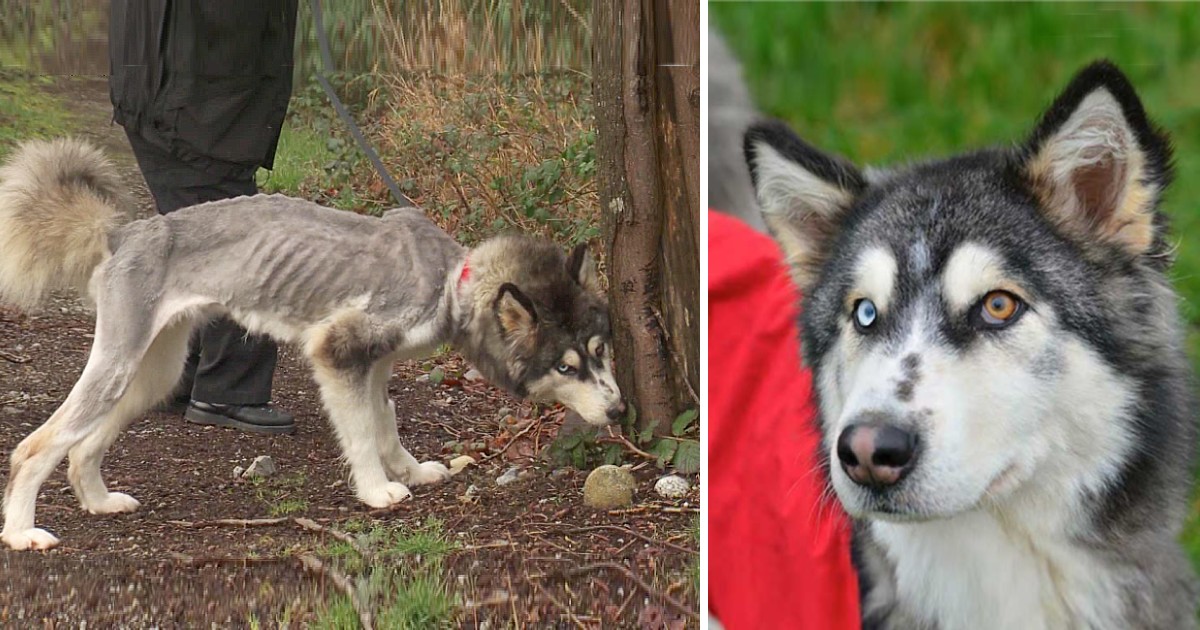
left=369, top=359, right=450, bottom=486
left=1, top=273, right=176, bottom=551
left=2, top=332, right=153, bottom=549
left=67, top=319, right=192, bottom=515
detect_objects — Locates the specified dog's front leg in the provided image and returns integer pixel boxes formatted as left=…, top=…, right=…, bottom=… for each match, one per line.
left=377, top=397, right=451, bottom=486
left=311, top=364, right=414, bottom=508
left=368, top=361, right=450, bottom=486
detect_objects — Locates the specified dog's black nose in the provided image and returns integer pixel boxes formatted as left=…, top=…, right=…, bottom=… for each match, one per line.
left=605, top=402, right=627, bottom=421
left=836, top=423, right=918, bottom=488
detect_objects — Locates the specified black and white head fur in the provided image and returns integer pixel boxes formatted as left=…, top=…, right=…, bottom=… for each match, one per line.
left=746, top=61, right=1198, bottom=627
left=455, top=235, right=622, bottom=426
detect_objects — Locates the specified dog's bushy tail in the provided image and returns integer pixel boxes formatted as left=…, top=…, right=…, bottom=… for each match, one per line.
left=0, top=138, right=132, bottom=310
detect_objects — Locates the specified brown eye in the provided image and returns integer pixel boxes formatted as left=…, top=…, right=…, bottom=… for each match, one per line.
left=976, top=290, right=1023, bottom=328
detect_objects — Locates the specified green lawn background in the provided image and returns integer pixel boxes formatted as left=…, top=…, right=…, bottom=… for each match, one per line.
left=711, top=2, right=1200, bottom=565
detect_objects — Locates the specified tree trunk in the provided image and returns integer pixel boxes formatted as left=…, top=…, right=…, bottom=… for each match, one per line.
left=593, top=0, right=699, bottom=436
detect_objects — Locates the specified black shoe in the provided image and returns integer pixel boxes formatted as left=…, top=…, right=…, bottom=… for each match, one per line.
left=185, top=401, right=296, bottom=435
left=154, top=395, right=191, bottom=415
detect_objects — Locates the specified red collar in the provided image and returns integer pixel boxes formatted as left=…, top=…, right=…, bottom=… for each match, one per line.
left=458, top=258, right=471, bottom=286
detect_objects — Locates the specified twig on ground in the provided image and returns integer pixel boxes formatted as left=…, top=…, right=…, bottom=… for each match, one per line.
left=565, top=561, right=698, bottom=623
left=459, top=540, right=517, bottom=551
left=606, top=505, right=699, bottom=516
left=294, top=517, right=373, bottom=561
left=298, top=552, right=374, bottom=630
left=527, top=576, right=589, bottom=630
left=167, top=517, right=289, bottom=528
left=536, top=524, right=697, bottom=555
left=599, top=426, right=657, bottom=460
left=0, top=349, right=30, bottom=363
left=505, top=570, right=521, bottom=629
left=459, top=590, right=518, bottom=611
left=412, top=419, right=462, bottom=438
left=479, top=417, right=542, bottom=462
left=614, top=589, right=637, bottom=620
left=167, top=552, right=292, bottom=567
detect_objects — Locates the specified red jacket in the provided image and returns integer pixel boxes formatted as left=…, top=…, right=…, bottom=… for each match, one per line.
left=708, top=211, right=861, bottom=629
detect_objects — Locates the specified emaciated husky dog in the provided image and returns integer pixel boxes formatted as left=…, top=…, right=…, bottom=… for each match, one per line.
left=745, top=61, right=1198, bottom=628
left=0, top=139, right=623, bottom=551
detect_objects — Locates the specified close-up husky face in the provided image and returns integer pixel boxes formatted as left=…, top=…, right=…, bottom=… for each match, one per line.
left=490, top=244, right=624, bottom=426
left=746, top=62, right=1179, bottom=521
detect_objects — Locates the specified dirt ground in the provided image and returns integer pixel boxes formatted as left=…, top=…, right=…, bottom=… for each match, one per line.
left=0, top=77, right=698, bottom=628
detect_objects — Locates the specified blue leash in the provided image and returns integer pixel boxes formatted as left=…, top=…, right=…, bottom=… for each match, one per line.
left=308, top=0, right=415, bottom=208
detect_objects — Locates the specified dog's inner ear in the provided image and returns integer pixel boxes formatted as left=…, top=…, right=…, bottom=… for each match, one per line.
left=494, top=283, right=537, bottom=350
left=1025, top=85, right=1159, bottom=256
left=745, top=120, right=866, bottom=288
left=567, top=244, right=601, bottom=294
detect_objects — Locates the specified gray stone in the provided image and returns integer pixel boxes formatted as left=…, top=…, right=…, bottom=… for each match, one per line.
left=583, top=465, right=636, bottom=509
left=241, top=455, right=277, bottom=479
left=654, top=475, right=691, bottom=499
left=496, top=467, right=521, bottom=486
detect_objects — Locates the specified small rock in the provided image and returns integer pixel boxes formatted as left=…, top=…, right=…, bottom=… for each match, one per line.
left=654, top=475, right=690, bottom=499
left=441, top=439, right=459, bottom=451
left=496, top=407, right=514, bottom=421
left=448, top=455, right=476, bottom=476
left=429, top=366, right=445, bottom=385
left=496, top=467, right=521, bottom=486
left=241, top=455, right=277, bottom=479
left=464, top=368, right=483, bottom=382
left=583, top=464, right=636, bottom=509
left=232, top=466, right=245, bottom=478
left=550, top=468, right=571, bottom=479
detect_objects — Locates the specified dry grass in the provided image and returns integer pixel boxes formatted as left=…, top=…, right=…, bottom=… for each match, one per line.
left=350, top=71, right=599, bottom=246
left=372, top=0, right=590, bottom=74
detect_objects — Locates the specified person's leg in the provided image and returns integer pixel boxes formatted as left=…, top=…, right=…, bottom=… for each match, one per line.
left=174, top=174, right=280, bottom=409
left=123, top=129, right=291, bottom=433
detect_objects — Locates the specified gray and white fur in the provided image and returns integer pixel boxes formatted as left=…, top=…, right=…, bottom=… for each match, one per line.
left=746, top=61, right=1198, bottom=628
left=0, top=138, right=622, bottom=551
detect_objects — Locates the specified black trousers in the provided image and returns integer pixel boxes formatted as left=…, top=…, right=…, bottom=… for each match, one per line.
left=125, top=129, right=278, bottom=406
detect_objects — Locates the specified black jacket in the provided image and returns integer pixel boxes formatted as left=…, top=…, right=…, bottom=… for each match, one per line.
left=109, top=0, right=298, bottom=172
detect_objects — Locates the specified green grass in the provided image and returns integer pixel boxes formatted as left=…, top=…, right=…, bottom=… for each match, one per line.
left=251, top=472, right=310, bottom=517
left=0, top=71, right=75, bottom=153
left=312, top=518, right=459, bottom=629
left=713, top=2, right=1200, bottom=566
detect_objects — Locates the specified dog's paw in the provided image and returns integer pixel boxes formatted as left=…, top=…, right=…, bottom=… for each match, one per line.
left=1, top=527, right=60, bottom=551
left=409, top=461, right=451, bottom=486
left=85, top=492, right=140, bottom=515
left=357, top=481, right=413, bottom=508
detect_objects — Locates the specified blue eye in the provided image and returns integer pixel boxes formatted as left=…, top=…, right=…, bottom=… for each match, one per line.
left=557, top=363, right=577, bottom=375
left=854, top=299, right=878, bottom=331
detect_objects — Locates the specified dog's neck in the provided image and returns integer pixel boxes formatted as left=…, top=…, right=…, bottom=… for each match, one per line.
left=871, top=497, right=1125, bottom=629
left=441, top=243, right=524, bottom=396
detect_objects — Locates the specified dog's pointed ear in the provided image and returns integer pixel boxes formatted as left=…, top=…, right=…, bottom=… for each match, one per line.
left=745, top=119, right=867, bottom=288
left=567, top=244, right=601, bottom=293
left=1024, top=60, right=1173, bottom=257
left=494, top=283, right=537, bottom=349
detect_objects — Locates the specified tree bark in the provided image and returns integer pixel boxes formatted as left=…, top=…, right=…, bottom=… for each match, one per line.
left=593, top=0, right=699, bottom=435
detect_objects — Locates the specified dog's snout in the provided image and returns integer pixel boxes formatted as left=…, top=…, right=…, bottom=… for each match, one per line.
left=605, top=401, right=627, bottom=421
left=837, top=423, right=918, bottom=488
